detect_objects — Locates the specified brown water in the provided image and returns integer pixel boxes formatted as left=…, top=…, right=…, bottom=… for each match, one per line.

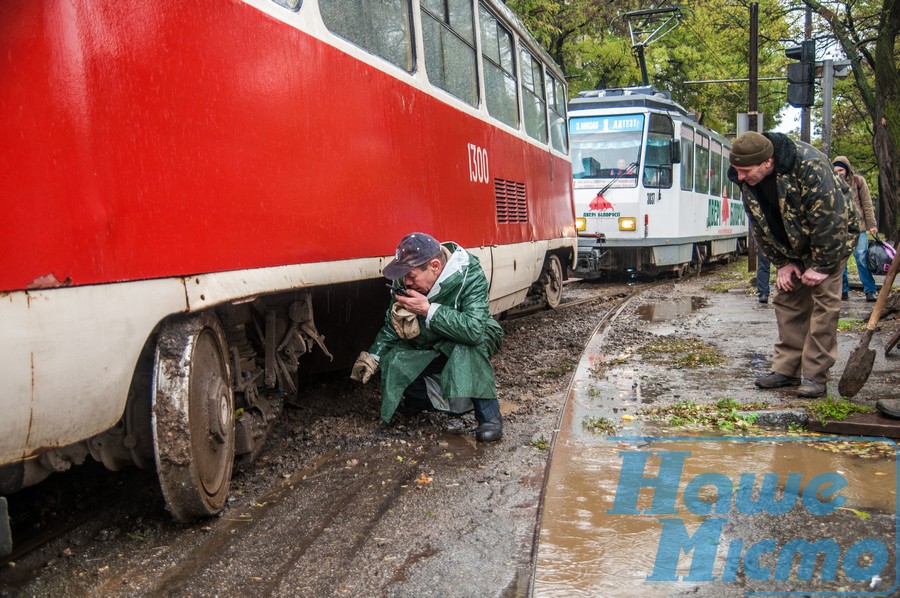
left=533, top=296, right=899, bottom=597
left=637, top=297, right=706, bottom=322
left=534, top=419, right=898, bottom=596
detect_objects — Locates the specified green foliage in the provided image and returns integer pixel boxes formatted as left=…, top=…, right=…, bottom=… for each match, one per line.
left=637, top=337, right=726, bottom=368
left=787, top=421, right=806, bottom=433
left=529, top=436, right=550, bottom=450
left=582, top=415, right=617, bottom=435
left=540, top=358, right=576, bottom=378
left=703, top=257, right=757, bottom=293
left=837, top=318, right=867, bottom=332
left=808, top=396, right=874, bottom=424
left=508, top=0, right=793, bottom=133
left=643, top=398, right=765, bottom=431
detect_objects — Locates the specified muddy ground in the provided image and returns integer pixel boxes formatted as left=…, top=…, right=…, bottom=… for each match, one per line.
left=2, top=261, right=898, bottom=597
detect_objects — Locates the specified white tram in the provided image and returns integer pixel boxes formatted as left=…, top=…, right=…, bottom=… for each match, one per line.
left=568, top=87, right=748, bottom=278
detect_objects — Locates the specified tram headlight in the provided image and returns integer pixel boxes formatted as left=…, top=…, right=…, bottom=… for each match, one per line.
left=575, top=217, right=586, bottom=231
left=618, top=217, right=637, bottom=231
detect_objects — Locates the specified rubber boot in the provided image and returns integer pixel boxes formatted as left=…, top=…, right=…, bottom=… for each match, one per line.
left=472, top=399, right=503, bottom=442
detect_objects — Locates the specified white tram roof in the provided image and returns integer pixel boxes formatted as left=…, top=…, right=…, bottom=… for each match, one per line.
left=569, top=86, right=698, bottom=123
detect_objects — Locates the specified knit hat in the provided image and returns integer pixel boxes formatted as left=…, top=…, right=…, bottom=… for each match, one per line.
left=729, top=132, right=774, bottom=166
left=832, top=159, right=849, bottom=172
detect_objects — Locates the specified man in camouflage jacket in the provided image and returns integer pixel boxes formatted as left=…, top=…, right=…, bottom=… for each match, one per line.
left=727, top=131, right=858, bottom=398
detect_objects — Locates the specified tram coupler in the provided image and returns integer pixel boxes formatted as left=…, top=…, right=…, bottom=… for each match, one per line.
left=0, top=496, right=11, bottom=557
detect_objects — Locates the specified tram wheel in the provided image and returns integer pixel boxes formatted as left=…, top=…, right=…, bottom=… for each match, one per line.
left=152, top=311, right=235, bottom=522
left=543, top=255, right=564, bottom=309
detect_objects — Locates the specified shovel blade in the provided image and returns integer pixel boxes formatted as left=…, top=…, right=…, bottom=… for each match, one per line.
left=838, top=347, right=876, bottom=397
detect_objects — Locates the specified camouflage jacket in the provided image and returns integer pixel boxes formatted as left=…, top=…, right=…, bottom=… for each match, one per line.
left=727, top=132, right=858, bottom=274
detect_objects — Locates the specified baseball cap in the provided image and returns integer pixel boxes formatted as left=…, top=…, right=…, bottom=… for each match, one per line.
left=383, top=232, right=441, bottom=280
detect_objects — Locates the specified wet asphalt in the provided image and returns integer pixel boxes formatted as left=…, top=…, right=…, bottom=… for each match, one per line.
left=2, top=263, right=898, bottom=597
left=532, top=266, right=900, bottom=597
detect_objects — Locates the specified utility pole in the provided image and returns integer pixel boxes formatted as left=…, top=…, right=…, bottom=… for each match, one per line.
left=821, top=59, right=834, bottom=156
left=747, top=2, right=759, bottom=272
left=801, top=7, right=812, bottom=143
left=748, top=2, right=759, bottom=133
left=820, top=59, right=851, bottom=157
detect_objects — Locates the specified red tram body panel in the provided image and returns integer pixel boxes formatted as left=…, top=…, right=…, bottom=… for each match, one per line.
left=0, top=0, right=574, bottom=527
left=1, top=1, right=572, bottom=290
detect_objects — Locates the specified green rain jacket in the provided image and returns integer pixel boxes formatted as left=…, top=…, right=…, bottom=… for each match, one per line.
left=368, top=242, right=504, bottom=422
left=727, top=132, right=858, bottom=274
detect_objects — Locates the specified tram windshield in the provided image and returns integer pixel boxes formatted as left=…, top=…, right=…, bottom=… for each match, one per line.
left=569, top=114, right=643, bottom=183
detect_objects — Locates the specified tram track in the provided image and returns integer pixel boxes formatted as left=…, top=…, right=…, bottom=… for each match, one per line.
left=522, top=277, right=666, bottom=597
left=1, top=277, right=671, bottom=596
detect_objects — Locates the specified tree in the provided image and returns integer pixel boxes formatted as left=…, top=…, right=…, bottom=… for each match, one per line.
left=508, top=0, right=795, bottom=134
left=779, top=0, right=898, bottom=242
left=651, top=0, right=794, bottom=134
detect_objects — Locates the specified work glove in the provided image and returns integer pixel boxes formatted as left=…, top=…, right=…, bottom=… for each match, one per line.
left=390, top=303, right=420, bottom=340
left=351, top=351, right=378, bottom=384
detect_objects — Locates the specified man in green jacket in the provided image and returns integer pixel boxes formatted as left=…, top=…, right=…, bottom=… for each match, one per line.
left=727, top=132, right=857, bottom=398
left=351, top=232, right=504, bottom=442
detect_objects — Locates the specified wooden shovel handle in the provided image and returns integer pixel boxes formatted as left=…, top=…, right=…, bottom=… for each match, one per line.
left=866, top=249, right=900, bottom=331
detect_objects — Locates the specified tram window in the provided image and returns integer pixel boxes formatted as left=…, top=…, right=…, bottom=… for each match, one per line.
left=644, top=113, right=673, bottom=188
left=569, top=114, right=642, bottom=183
left=643, top=138, right=673, bottom=188
left=479, top=5, right=518, bottom=128
left=421, top=0, right=478, bottom=106
left=680, top=132, right=694, bottom=191
left=694, top=135, right=709, bottom=194
left=711, top=149, right=723, bottom=197
left=519, top=46, right=547, bottom=143
left=320, top=0, right=414, bottom=72
left=547, top=73, right=568, bottom=153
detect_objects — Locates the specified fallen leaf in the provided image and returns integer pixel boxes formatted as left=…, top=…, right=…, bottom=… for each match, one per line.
left=838, top=507, right=870, bottom=520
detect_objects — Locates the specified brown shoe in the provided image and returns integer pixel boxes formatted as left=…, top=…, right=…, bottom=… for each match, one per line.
left=755, top=372, right=801, bottom=388
left=797, top=379, right=826, bottom=398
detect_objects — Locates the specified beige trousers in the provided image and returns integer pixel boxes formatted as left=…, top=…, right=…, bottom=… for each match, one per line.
left=770, top=260, right=846, bottom=383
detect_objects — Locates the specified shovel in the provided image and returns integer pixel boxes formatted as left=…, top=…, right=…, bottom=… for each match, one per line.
left=838, top=249, right=900, bottom=397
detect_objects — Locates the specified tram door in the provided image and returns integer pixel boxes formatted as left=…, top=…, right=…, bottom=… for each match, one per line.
left=639, top=113, right=678, bottom=240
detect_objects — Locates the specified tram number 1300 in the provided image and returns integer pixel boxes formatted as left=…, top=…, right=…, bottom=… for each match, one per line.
left=467, top=143, right=489, bottom=184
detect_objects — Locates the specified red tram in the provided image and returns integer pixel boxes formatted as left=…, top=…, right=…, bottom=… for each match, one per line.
left=0, top=0, right=575, bottom=542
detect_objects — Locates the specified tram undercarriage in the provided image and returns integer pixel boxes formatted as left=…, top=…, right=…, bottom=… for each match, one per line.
left=0, top=255, right=570, bottom=529
left=0, top=282, right=387, bottom=522
left=574, top=236, right=747, bottom=279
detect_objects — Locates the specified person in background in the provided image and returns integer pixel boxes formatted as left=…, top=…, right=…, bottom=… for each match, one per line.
left=727, top=132, right=857, bottom=399
left=833, top=156, right=878, bottom=302
left=611, top=158, right=636, bottom=177
left=350, top=232, right=504, bottom=442
left=756, top=245, right=771, bottom=304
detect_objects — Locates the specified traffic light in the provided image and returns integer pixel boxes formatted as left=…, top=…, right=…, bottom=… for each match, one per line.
left=785, top=40, right=816, bottom=107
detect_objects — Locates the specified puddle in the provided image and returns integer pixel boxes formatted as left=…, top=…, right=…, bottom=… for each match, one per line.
left=637, top=296, right=706, bottom=322
left=534, top=429, right=898, bottom=597
left=534, top=298, right=899, bottom=597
